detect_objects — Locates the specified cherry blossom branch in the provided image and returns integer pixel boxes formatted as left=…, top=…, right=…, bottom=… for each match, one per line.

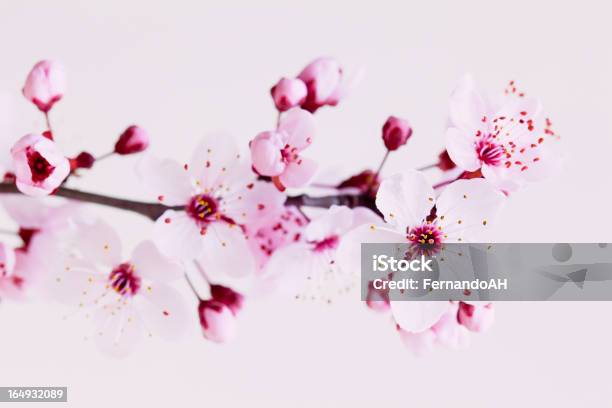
left=0, top=182, right=382, bottom=220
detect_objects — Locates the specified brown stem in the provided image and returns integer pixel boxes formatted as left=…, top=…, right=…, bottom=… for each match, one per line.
left=0, top=182, right=382, bottom=220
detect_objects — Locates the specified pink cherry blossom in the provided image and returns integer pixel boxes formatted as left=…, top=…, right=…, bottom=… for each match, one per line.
left=138, top=135, right=285, bottom=276
left=247, top=207, right=308, bottom=271
left=22, top=60, right=66, bottom=113
left=446, top=75, right=561, bottom=192
left=10, top=134, right=70, bottom=196
left=458, top=301, right=495, bottom=332
left=114, top=125, right=150, bottom=155
left=49, top=220, right=188, bottom=357
left=198, top=299, right=237, bottom=343
left=0, top=242, right=16, bottom=277
left=382, top=116, right=412, bottom=151
left=270, top=78, right=307, bottom=112
left=250, top=108, right=317, bottom=189
left=365, top=280, right=390, bottom=312
left=338, top=169, right=505, bottom=332
left=263, top=206, right=379, bottom=302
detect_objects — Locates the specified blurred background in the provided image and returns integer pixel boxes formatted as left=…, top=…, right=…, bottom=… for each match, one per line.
left=0, top=1, right=611, bottom=406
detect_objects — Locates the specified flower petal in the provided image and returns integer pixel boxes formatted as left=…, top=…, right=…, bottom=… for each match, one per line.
left=445, top=127, right=481, bottom=172
left=153, top=210, right=203, bottom=260
left=92, top=300, right=144, bottom=358
left=137, top=283, right=188, bottom=341
left=74, top=220, right=123, bottom=267
left=250, top=131, right=286, bottom=176
left=278, top=108, right=316, bottom=150
left=391, top=301, right=449, bottom=333
left=278, top=156, right=318, bottom=188
left=137, top=156, right=192, bottom=206
left=436, top=178, right=505, bottom=242
left=449, top=74, right=488, bottom=132
left=199, top=222, right=255, bottom=278
left=189, top=134, right=242, bottom=191
left=222, top=180, right=286, bottom=230
left=375, top=170, right=434, bottom=229
left=131, top=241, right=183, bottom=283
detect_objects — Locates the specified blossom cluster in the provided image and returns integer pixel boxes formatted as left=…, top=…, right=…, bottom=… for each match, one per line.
left=0, top=58, right=561, bottom=357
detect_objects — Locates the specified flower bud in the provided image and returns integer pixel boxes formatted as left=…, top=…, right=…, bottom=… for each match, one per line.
left=337, top=169, right=379, bottom=196
left=270, top=78, right=307, bottom=112
left=210, top=284, right=244, bottom=315
left=198, top=300, right=237, bottom=343
left=0, top=243, right=16, bottom=277
left=297, top=57, right=342, bottom=113
left=114, top=125, right=149, bottom=155
left=382, top=116, right=412, bottom=151
left=10, top=134, right=70, bottom=197
left=70, top=151, right=95, bottom=170
left=458, top=302, right=495, bottom=332
left=437, top=149, right=457, bottom=171
left=22, top=60, right=65, bottom=113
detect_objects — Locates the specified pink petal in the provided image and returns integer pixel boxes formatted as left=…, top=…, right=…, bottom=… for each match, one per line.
left=445, top=127, right=481, bottom=172
left=250, top=131, right=286, bottom=176
left=390, top=301, right=449, bottom=333
left=278, top=156, right=317, bottom=188
left=448, top=74, right=488, bottom=132
left=223, top=180, right=286, bottom=230
left=138, top=282, right=188, bottom=341
left=199, top=222, right=255, bottom=278
left=189, top=134, right=243, bottom=191
left=277, top=108, right=316, bottom=150
left=74, top=220, right=123, bottom=267
left=398, top=328, right=436, bottom=356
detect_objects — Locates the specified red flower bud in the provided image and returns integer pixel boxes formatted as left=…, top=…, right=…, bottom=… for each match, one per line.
left=382, top=116, right=412, bottom=151
left=198, top=299, right=237, bottom=343
left=70, top=151, right=95, bottom=170
left=270, top=78, right=307, bottom=112
left=210, top=284, right=244, bottom=315
left=437, top=150, right=457, bottom=171
left=114, top=125, right=149, bottom=155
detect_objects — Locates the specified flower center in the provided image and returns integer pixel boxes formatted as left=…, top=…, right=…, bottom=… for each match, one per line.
left=187, top=194, right=219, bottom=223
left=108, top=263, right=141, bottom=297
left=407, top=223, right=443, bottom=256
left=312, top=235, right=340, bottom=253
left=26, top=148, right=55, bottom=183
left=475, top=137, right=504, bottom=166
left=280, top=144, right=299, bottom=163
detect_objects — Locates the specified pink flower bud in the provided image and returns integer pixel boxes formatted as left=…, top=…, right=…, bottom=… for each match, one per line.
left=458, top=302, right=495, bottom=332
left=437, top=149, right=457, bottom=171
left=382, top=116, right=412, bottom=151
left=70, top=151, right=95, bottom=170
left=0, top=243, right=16, bottom=278
left=270, top=78, right=307, bottom=112
left=114, top=125, right=149, bottom=155
left=10, top=134, right=70, bottom=197
left=210, top=284, right=244, bottom=315
left=198, top=300, right=237, bottom=343
left=297, top=57, right=342, bottom=113
left=22, top=60, right=65, bottom=113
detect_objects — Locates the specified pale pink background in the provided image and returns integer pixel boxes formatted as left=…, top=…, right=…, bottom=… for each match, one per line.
left=1, top=1, right=611, bottom=406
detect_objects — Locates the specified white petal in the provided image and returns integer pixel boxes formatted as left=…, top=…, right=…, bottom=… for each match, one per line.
left=75, top=220, right=123, bottom=267
left=153, top=210, right=203, bottom=260
left=391, top=301, right=449, bottom=333
left=436, top=178, right=506, bottom=242
left=137, top=156, right=192, bottom=206
left=189, top=134, right=243, bottom=191
left=260, top=243, right=316, bottom=297
left=92, top=300, right=144, bottom=358
left=304, top=206, right=354, bottom=242
left=199, top=222, right=255, bottom=278
left=131, top=241, right=183, bottom=283
left=449, top=74, right=488, bottom=131
left=375, top=170, right=434, bottom=229
left=137, top=283, right=188, bottom=341
left=445, top=127, right=481, bottom=172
